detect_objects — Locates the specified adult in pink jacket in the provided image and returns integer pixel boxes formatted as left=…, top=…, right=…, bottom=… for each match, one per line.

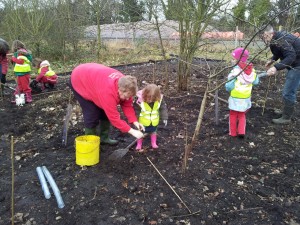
left=70, top=63, right=144, bottom=145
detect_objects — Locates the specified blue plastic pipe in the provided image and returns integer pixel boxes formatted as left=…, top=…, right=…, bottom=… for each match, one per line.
left=36, top=166, right=51, bottom=199
left=42, top=166, right=65, bottom=208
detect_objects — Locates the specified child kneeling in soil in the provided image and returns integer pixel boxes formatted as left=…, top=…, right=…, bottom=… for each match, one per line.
left=225, top=47, right=259, bottom=138
left=31, top=58, right=58, bottom=92
left=135, top=84, right=168, bottom=151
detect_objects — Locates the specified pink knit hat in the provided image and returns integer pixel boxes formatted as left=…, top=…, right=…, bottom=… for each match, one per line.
left=232, top=48, right=249, bottom=62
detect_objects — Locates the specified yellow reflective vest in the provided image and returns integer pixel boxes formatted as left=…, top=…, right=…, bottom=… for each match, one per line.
left=230, top=72, right=257, bottom=99
left=139, top=100, right=161, bottom=126
left=38, top=66, right=56, bottom=77
left=13, top=55, right=31, bottom=73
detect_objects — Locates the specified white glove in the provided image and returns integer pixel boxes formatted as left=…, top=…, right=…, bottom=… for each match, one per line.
left=133, top=121, right=145, bottom=132
left=266, top=66, right=277, bottom=76
left=128, top=128, right=144, bottom=139
left=163, top=120, right=168, bottom=127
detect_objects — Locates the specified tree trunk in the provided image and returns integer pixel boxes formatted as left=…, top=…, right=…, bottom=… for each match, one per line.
left=96, top=9, right=101, bottom=62
left=178, top=55, right=192, bottom=91
left=178, top=60, right=188, bottom=91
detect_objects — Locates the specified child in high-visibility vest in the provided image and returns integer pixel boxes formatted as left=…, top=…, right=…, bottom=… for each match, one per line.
left=32, top=58, right=58, bottom=92
left=135, top=84, right=168, bottom=151
left=11, top=40, right=33, bottom=103
left=225, top=48, right=259, bottom=138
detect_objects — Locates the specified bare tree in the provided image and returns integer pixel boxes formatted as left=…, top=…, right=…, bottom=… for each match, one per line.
left=163, top=0, right=229, bottom=91
left=1, top=0, right=55, bottom=55
left=85, top=0, right=112, bottom=62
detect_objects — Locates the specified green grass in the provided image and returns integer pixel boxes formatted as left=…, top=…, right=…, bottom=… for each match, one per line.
left=5, top=39, right=271, bottom=81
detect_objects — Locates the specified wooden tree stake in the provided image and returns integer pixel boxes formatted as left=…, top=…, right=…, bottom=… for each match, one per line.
left=11, top=136, right=14, bottom=225
left=147, top=157, right=192, bottom=213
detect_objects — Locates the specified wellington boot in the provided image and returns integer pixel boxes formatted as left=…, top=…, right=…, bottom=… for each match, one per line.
left=272, top=101, right=294, bottom=125
left=84, top=127, right=97, bottom=135
left=151, top=134, right=158, bottom=149
left=25, top=92, right=32, bottom=103
left=136, top=139, right=143, bottom=151
left=0, top=84, right=4, bottom=97
left=274, top=108, right=282, bottom=115
left=99, top=120, right=118, bottom=145
left=272, top=116, right=291, bottom=124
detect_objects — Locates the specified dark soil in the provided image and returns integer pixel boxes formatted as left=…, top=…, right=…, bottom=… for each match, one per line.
left=0, top=59, right=299, bottom=225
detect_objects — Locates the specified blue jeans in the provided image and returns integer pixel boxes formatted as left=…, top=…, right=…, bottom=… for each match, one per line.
left=283, top=67, right=300, bottom=104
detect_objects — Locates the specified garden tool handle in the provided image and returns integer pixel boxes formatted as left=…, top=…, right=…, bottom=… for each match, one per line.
left=0, top=82, right=15, bottom=91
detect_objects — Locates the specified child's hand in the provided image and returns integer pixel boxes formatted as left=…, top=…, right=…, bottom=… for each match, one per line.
left=133, top=121, right=145, bottom=132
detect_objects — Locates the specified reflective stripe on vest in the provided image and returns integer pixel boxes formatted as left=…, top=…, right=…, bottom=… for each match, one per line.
left=230, top=73, right=257, bottom=99
left=14, top=56, right=31, bottom=73
left=139, top=100, right=161, bottom=126
left=38, top=66, right=56, bottom=77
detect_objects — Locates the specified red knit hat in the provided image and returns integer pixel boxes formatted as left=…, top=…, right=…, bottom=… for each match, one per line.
left=232, top=48, right=249, bottom=62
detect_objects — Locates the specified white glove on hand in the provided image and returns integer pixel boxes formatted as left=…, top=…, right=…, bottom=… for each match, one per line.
left=266, top=66, right=277, bottom=76
left=128, top=128, right=144, bottom=139
left=163, top=120, right=168, bottom=127
left=133, top=121, right=145, bottom=132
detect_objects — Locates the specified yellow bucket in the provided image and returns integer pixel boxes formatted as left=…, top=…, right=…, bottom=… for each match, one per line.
left=75, top=135, right=100, bottom=166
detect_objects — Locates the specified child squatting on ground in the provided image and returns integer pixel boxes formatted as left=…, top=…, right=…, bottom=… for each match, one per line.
left=31, top=58, right=58, bottom=92
left=225, top=48, right=259, bottom=138
left=135, top=84, right=168, bottom=151
left=10, top=40, right=33, bottom=103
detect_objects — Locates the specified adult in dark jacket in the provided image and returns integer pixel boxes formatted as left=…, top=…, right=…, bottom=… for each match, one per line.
left=263, top=25, right=300, bottom=124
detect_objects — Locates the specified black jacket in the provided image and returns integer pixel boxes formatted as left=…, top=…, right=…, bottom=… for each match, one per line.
left=270, top=31, right=300, bottom=70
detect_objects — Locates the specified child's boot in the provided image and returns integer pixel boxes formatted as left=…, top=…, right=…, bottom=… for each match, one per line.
left=25, top=92, right=32, bottom=103
left=151, top=133, right=158, bottom=149
left=136, top=139, right=143, bottom=151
